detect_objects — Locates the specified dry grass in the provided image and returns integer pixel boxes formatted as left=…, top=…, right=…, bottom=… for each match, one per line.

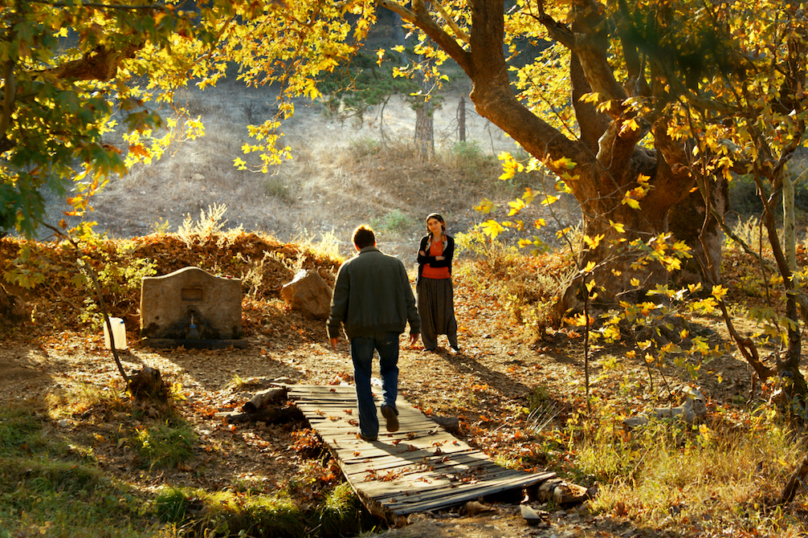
left=578, top=403, right=808, bottom=536
left=455, top=230, right=576, bottom=338
left=50, top=76, right=582, bottom=254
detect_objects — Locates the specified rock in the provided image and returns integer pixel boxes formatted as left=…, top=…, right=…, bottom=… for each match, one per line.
left=552, top=482, right=589, bottom=505
left=520, top=504, right=549, bottom=526
left=281, top=269, right=333, bottom=319
left=623, top=391, right=707, bottom=429
left=538, top=479, right=564, bottom=502
left=129, top=366, right=166, bottom=401
left=460, top=500, right=493, bottom=516
left=537, top=479, right=589, bottom=506
left=0, top=285, right=29, bottom=325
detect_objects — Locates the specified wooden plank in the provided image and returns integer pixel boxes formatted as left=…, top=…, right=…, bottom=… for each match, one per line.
left=291, top=384, right=556, bottom=517
left=333, top=441, right=475, bottom=462
left=341, top=450, right=486, bottom=475
left=370, top=470, right=557, bottom=502
left=349, top=457, right=513, bottom=482
left=382, top=473, right=555, bottom=514
left=357, top=467, right=527, bottom=497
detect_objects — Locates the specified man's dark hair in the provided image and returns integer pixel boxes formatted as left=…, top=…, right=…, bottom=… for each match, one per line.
left=352, top=225, right=375, bottom=249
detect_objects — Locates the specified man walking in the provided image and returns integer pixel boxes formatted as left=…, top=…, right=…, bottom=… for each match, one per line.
left=327, top=225, right=421, bottom=441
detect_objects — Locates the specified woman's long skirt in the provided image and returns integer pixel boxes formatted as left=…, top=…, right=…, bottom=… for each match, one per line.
left=417, top=277, right=458, bottom=351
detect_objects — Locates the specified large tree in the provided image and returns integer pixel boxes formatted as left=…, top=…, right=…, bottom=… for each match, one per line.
left=359, top=0, right=805, bottom=314
left=200, top=0, right=808, bottom=314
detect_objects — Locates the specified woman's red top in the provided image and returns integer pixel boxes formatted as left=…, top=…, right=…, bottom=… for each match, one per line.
left=421, top=240, right=451, bottom=279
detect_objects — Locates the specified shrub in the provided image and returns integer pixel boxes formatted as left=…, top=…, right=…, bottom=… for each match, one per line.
left=130, top=422, right=196, bottom=469
left=455, top=230, right=574, bottom=337
left=371, top=209, right=416, bottom=235
left=347, top=137, right=381, bottom=159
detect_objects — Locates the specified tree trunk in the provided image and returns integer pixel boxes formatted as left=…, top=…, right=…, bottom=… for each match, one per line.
left=668, top=177, right=729, bottom=286
left=784, top=173, right=797, bottom=271
left=556, top=182, right=674, bottom=317
left=414, top=66, right=434, bottom=159
left=129, top=366, right=166, bottom=401
left=458, top=96, right=466, bottom=143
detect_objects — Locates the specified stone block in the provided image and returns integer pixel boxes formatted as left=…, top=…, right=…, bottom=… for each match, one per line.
left=140, top=267, right=243, bottom=344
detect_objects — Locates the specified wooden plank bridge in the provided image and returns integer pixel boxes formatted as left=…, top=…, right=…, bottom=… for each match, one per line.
left=288, top=384, right=556, bottom=516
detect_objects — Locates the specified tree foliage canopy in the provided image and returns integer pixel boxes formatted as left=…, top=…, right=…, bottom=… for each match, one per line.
left=4, top=0, right=808, bottom=268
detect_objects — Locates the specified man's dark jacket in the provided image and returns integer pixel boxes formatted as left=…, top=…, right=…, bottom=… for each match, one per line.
left=327, top=246, right=421, bottom=339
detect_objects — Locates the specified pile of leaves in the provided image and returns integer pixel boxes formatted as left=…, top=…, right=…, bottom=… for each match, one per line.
left=0, top=230, right=341, bottom=335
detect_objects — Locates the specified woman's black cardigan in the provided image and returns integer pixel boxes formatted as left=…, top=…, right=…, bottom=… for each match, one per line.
left=416, top=234, right=455, bottom=285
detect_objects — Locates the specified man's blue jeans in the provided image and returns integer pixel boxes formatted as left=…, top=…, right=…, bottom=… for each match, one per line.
left=350, top=332, right=399, bottom=438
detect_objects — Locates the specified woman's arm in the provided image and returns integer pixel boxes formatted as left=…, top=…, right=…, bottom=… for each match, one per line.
left=425, top=236, right=454, bottom=268
left=416, top=236, right=432, bottom=265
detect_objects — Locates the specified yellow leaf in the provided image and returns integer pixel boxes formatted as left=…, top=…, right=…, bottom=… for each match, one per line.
left=609, top=220, right=625, bottom=233
left=622, top=197, right=641, bottom=209
left=541, top=195, right=559, bottom=206
left=711, top=285, right=728, bottom=299
left=596, top=100, right=613, bottom=113
left=584, top=234, right=604, bottom=249
left=555, top=180, right=572, bottom=194
left=551, top=157, right=577, bottom=170
left=508, top=198, right=526, bottom=216
left=630, top=278, right=640, bottom=287
left=498, top=151, right=524, bottom=180
left=619, top=118, right=639, bottom=134
left=582, top=261, right=596, bottom=273
left=480, top=219, right=506, bottom=239
left=579, top=92, right=601, bottom=104
left=474, top=198, right=497, bottom=214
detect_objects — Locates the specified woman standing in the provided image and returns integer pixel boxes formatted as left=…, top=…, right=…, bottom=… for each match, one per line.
left=417, top=213, right=459, bottom=353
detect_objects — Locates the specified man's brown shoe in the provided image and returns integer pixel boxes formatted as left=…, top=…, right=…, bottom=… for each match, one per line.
left=381, top=404, right=399, bottom=432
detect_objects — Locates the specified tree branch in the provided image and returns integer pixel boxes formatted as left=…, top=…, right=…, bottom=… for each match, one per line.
left=570, top=52, right=609, bottom=155
left=569, top=0, right=627, bottom=104
left=0, top=60, right=15, bottom=152
left=615, top=0, right=649, bottom=97
left=376, top=0, right=471, bottom=74
left=28, top=0, right=164, bottom=10
left=46, top=43, right=142, bottom=82
left=426, top=0, right=470, bottom=44
left=467, top=0, right=587, bottom=175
